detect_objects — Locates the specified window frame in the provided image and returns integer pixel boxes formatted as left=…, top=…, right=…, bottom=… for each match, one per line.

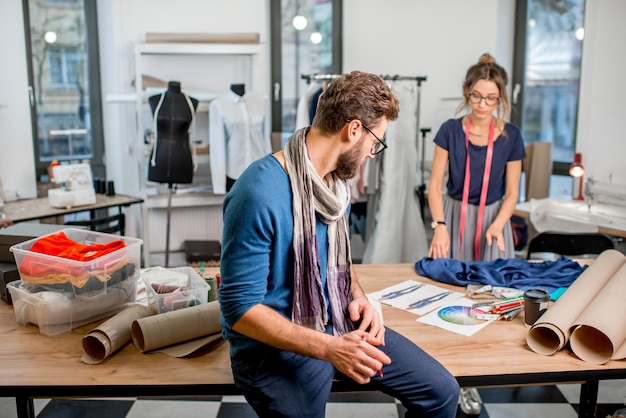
left=269, top=0, right=343, bottom=137
left=511, top=0, right=585, bottom=178
left=21, top=0, right=106, bottom=183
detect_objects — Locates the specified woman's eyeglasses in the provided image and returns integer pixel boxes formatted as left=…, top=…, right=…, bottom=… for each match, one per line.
left=468, top=92, right=499, bottom=106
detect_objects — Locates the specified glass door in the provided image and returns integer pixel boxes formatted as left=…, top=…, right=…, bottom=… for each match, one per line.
left=270, top=0, right=342, bottom=146
left=22, top=0, right=104, bottom=180
left=511, top=0, right=586, bottom=198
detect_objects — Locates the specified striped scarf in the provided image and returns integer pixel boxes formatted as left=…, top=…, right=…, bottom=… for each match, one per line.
left=284, top=128, right=355, bottom=335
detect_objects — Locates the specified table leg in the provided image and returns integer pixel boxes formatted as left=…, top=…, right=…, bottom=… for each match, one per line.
left=15, top=396, right=35, bottom=418
left=578, top=380, right=599, bottom=418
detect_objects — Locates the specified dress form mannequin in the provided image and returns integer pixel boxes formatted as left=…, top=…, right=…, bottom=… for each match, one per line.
left=148, top=81, right=198, bottom=266
left=230, top=83, right=245, bottom=97
left=148, top=81, right=199, bottom=184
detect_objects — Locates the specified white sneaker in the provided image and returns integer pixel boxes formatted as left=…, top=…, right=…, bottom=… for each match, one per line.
left=459, top=387, right=482, bottom=415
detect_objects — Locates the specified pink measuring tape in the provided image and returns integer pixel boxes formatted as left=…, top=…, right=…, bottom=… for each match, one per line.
left=458, top=117, right=495, bottom=260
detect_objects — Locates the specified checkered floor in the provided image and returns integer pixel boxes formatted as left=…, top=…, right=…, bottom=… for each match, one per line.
left=2, top=381, right=625, bottom=418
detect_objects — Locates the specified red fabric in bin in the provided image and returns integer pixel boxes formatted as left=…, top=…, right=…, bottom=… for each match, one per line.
left=19, top=231, right=126, bottom=277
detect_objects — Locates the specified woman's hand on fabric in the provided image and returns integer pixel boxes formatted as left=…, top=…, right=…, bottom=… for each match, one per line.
left=325, top=331, right=391, bottom=384
left=428, top=227, right=450, bottom=259
left=348, top=296, right=385, bottom=345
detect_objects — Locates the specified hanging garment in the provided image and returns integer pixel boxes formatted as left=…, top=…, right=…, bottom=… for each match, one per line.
left=362, top=81, right=428, bottom=263
left=209, top=90, right=271, bottom=194
left=295, top=82, right=323, bottom=129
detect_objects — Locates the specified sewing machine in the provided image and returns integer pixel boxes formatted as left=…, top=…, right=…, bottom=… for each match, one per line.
left=47, top=163, right=96, bottom=209
left=584, top=177, right=626, bottom=209
left=521, top=177, right=626, bottom=237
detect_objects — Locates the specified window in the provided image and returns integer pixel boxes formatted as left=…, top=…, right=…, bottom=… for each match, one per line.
left=23, top=0, right=105, bottom=179
left=512, top=0, right=586, bottom=199
left=270, top=0, right=342, bottom=143
left=48, top=45, right=81, bottom=86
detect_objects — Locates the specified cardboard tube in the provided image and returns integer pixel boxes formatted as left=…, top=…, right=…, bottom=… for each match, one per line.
left=81, top=304, right=155, bottom=364
left=569, top=262, right=626, bottom=364
left=131, top=301, right=221, bottom=355
left=527, top=250, right=626, bottom=355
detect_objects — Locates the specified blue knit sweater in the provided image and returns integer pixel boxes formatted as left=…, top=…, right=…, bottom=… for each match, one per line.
left=219, top=154, right=330, bottom=356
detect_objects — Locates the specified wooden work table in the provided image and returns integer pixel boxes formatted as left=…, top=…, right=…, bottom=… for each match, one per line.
left=1, top=264, right=625, bottom=418
left=3, top=194, right=143, bottom=224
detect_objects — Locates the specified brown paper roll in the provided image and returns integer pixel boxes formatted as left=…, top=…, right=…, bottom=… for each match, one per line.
left=527, top=250, right=626, bottom=356
left=131, top=301, right=222, bottom=356
left=569, top=262, right=626, bottom=364
left=81, top=304, right=155, bottom=364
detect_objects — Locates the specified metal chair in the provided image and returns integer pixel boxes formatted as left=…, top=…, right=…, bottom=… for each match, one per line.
left=65, top=213, right=126, bottom=236
left=526, top=231, right=614, bottom=260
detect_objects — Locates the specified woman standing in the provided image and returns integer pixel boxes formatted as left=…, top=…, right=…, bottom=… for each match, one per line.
left=428, top=53, right=525, bottom=262
left=427, top=52, right=526, bottom=415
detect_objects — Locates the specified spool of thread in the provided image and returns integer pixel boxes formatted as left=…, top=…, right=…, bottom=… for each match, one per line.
left=206, top=277, right=218, bottom=302
left=106, top=180, right=115, bottom=196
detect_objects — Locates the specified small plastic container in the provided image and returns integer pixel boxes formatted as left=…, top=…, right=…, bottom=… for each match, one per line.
left=142, top=266, right=209, bottom=313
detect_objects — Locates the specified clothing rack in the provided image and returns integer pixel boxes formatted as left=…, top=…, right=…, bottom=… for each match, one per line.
left=301, top=73, right=427, bottom=180
left=301, top=73, right=342, bottom=83
left=301, top=73, right=427, bottom=85
left=380, top=74, right=427, bottom=84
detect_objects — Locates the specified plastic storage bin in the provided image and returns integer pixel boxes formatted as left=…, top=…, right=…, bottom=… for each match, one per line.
left=142, top=266, right=209, bottom=313
left=10, top=228, right=142, bottom=296
left=7, top=228, right=143, bottom=336
left=8, top=277, right=138, bottom=336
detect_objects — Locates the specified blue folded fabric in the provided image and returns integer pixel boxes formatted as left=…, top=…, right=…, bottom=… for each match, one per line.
left=414, top=256, right=586, bottom=293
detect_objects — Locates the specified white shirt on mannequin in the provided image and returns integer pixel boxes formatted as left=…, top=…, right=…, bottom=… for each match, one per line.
left=209, top=90, right=270, bottom=194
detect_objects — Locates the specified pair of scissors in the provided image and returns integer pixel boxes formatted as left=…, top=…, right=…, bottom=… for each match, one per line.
left=379, top=283, right=424, bottom=300
left=406, top=291, right=452, bottom=310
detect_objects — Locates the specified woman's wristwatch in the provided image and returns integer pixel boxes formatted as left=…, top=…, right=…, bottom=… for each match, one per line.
left=431, top=220, right=446, bottom=229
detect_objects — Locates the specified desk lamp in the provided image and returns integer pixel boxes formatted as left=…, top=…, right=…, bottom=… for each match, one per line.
left=569, top=152, right=585, bottom=200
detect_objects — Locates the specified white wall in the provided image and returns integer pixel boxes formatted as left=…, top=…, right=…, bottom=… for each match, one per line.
left=343, top=0, right=515, bottom=174
left=575, top=0, right=626, bottom=184
left=0, top=0, right=37, bottom=201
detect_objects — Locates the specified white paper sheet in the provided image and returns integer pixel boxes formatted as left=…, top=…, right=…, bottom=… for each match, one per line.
left=417, top=297, right=493, bottom=337
left=367, top=279, right=464, bottom=316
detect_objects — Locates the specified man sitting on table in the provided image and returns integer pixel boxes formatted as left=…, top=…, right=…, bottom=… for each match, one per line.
left=219, top=71, right=460, bottom=418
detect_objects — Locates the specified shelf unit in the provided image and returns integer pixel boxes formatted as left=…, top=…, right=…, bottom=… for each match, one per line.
left=132, top=42, right=267, bottom=267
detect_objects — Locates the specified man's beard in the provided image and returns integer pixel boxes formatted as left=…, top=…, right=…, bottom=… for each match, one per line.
left=335, top=136, right=366, bottom=180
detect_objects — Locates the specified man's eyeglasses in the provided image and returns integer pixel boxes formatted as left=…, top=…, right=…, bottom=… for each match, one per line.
left=346, top=120, right=388, bottom=155
left=468, top=92, right=499, bottom=106
left=361, top=123, right=387, bottom=155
